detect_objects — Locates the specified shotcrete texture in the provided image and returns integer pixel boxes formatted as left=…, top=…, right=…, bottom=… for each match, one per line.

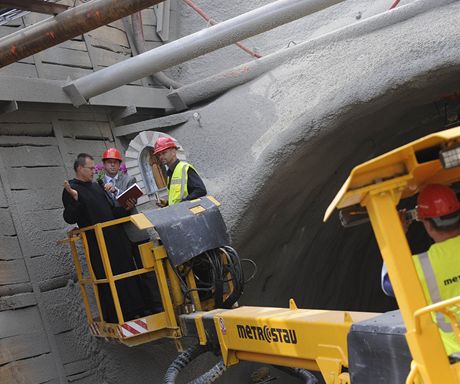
left=170, top=0, right=460, bottom=316
left=3, top=1, right=460, bottom=383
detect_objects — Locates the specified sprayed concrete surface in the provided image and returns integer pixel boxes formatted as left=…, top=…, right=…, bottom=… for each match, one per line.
left=2, top=0, right=460, bottom=383
left=170, top=0, right=460, bottom=320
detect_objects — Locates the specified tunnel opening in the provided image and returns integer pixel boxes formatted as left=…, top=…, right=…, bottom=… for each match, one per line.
left=235, top=67, right=460, bottom=315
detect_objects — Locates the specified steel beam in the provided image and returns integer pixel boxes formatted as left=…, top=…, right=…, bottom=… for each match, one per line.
left=0, top=75, right=172, bottom=109
left=0, top=0, right=69, bottom=15
left=0, top=0, right=164, bottom=68
left=64, top=0, right=344, bottom=106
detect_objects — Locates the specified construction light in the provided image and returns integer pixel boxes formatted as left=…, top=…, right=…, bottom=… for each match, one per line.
left=440, top=145, right=460, bottom=169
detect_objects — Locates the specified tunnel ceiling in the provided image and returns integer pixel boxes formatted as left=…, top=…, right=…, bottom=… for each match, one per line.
left=171, top=0, right=460, bottom=315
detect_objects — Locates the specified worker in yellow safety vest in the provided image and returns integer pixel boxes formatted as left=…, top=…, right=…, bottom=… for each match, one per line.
left=153, top=136, right=207, bottom=206
left=382, top=184, right=460, bottom=358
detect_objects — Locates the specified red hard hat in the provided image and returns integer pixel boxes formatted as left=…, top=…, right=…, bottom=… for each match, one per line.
left=102, top=148, right=122, bottom=161
left=417, top=184, right=460, bottom=219
left=153, top=136, right=177, bottom=155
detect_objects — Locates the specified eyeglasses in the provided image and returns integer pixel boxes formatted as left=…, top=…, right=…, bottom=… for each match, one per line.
left=82, top=166, right=96, bottom=171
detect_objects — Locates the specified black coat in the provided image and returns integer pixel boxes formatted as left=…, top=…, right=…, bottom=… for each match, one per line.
left=62, top=179, right=149, bottom=323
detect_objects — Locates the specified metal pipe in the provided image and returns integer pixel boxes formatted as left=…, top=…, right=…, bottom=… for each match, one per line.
left=183, top=0, right=262, bottom=59
left=168, top=0, right=453, bottom=111
left=129, top=11, right=182, bottom=89
left=64, top=0, right=344, bottom=106
left=0, top=0, right=164, bottom=68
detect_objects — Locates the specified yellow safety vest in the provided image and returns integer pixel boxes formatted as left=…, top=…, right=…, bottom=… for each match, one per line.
left=413, top=235, right=460, bottom=355
left=167, top=161, right=196, bottom=206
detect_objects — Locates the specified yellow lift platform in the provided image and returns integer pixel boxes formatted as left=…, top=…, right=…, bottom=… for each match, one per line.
left=62, top=128, right=460, bottom=383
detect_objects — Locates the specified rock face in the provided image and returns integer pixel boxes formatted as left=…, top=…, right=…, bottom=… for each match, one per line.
left=2, top=0, right=460, bottom=383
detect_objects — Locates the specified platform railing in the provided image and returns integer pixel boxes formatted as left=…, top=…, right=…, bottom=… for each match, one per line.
left=62, top=215, right=182, bottom=346
left=406, top=295, right=460, bottom=383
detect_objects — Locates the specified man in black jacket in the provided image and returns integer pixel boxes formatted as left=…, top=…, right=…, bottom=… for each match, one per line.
left=63, top=153, right=150, bottom=323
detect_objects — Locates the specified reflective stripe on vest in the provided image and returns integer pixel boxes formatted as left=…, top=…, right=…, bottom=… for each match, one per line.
left=167, top=161, right=195, bottom=205
left=417, top=251, right=452, bottom=332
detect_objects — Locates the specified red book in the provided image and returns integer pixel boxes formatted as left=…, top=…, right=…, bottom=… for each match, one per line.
left=116, top=183, right=143, bottom=208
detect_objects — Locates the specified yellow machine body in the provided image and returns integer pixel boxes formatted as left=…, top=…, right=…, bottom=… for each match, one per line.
left=62, top=128, right=460, bottom=383
left=213, top=304, right=376, bottom=384
left=325, top=127, right=460, bottom=383
left=64, top=215, right=182, bottom=347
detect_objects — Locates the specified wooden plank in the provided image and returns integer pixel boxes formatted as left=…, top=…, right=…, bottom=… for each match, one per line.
left=0, top=208, right=15, bottom=235
left=0, top=122, right=53, bottom=136
left=0, top=177, right=7, bottom=207
left=87, top=25, right=129, bottom=48
left=18, top=56, right=35, bottom=65
left=0, top=307, right=43, bottom=338
left=0, top=259, right=29, bottom=285
left=39, top=63, right=93, bottom=81
left=0, top=292, right=37, bottom=311
left=91, top=46, right=131, bottom=67
left=63, top=138, right=112, bottom=155
left=23, top=9, right=48, bottom=23
left=0, top=136, right=57, bottom=146
left=0, top=25, right=21, bottom=38
left=0, top=110, right=53, bottom=123
left=0, top=236, right=22, bottom=260
left=0, top=354, right=58, bottom=384
left=6, top=167, right=66, bottom=190
left=113, top=110, right=190, bottom=137
left=0, top=332, right=49, bottom=365
left=59, top=120, right=112, bottom=140
left=40, top=46, right=92, bottom=69
left=57, top=39, right=88, bottom=52
left=89, top=36, right=131, bottom=55
left=0, top=146, right=61, bottom=167
left=141, top=7, right=157, bottom=25
left=107, top=18, right=125, bottom=31
left=0, top=282, right=32, bottom=297
left=15, top=104, right=109, bottom=121
left=0, top=62, right=38, bottom=78
left=144, top=28, right=163, bottom=43
left=11, top=187, right=63, bottom=211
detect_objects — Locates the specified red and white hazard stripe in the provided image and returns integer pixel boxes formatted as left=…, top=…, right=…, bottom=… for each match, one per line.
left=119, top=318, right=148, bottom=338
left=89, top=322, right=100, bottom=336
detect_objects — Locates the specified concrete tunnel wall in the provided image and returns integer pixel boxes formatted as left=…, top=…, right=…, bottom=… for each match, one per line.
left=2, top=0, right=460, bottom=383
left=168, top=1, right=460, bottom=315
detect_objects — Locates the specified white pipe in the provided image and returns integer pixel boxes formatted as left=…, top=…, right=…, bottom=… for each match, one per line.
left=64, top=0, right=344, bottom=106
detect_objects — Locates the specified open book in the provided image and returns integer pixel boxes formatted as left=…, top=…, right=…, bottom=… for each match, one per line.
left=116, top=183, right=143, bottom=208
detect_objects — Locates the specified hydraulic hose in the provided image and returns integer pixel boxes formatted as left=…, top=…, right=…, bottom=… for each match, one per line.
left=164, top=344, right=208, bottom=384
left=273, top=365, right=318, bottom=384
left=163, top=344, right=226, bottom=384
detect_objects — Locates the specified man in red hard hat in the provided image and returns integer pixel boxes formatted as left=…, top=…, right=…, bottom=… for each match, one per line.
left=382, top=184, right=460, bottom=358
left=101, top=147, right=163, bottom=312
left=101, top=148, right=134, bottom=203
left=153, top=136, right=207, bottom=206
